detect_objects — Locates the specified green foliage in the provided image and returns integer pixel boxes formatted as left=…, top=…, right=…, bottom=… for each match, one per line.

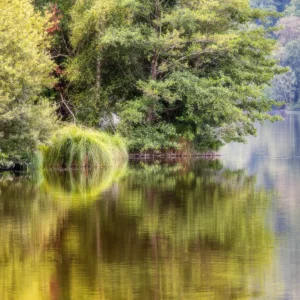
left=0, top=0, right=57, bottom=167
left=0, top=101, right=58, bottom=167
left=42, top=125, right=128, bottom=168
left=62, top=0, right=283, bottom=152
left=0, top=0, right=54, bottom=102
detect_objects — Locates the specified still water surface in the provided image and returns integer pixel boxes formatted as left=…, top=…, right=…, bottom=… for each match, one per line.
left=1, top=112, right=300, bottom=299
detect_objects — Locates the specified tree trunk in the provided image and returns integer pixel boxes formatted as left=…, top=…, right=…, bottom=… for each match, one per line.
left=151, top=53, right=158, bottom=80
left=148, top=0, right=161, bottom=122
left=96, top=19, right=102, bottom=98
left=150, top=0, right=160, bottom=80
left=96, top=56, right=101, bottom=91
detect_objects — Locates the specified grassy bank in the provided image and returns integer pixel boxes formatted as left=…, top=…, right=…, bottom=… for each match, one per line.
left=42, top=125, right=128, bottom=169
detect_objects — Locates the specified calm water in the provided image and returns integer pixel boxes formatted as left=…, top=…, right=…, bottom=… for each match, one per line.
left=1, top=112, right=300, bottom=299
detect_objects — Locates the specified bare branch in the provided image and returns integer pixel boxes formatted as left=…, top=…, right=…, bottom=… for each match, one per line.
left=60, top=92, right=76, bottom=124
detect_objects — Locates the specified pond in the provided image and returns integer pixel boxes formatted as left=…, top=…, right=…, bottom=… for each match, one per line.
left=0, top=111, right=299, bottom=299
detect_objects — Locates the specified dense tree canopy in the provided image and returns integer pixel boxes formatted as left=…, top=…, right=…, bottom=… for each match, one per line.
left=0, top=0, right=289, bottom=163
left=59, top=0, right=282, bottom=152
left=0, top=0, right=57, bottom=166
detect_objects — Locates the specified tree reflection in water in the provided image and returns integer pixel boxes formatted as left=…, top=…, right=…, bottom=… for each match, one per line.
left=0, top=160, right=282, bottom=299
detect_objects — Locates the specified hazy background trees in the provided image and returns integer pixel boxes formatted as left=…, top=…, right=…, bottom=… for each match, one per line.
left=252, top=0, right=300, bottom=107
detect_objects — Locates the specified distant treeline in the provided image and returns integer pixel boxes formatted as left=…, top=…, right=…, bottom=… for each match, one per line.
left=251, top=0, right=300, bottom=106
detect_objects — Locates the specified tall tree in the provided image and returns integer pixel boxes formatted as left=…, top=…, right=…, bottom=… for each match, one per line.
left=63, top=0, right=283, bottom=152
left=30, top=0, right=284, bottom=152
left=0, top=0, right=57, bottom=166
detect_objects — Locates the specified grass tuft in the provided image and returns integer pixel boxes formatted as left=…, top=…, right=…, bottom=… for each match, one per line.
left=43, top=125, right=128, bottom=169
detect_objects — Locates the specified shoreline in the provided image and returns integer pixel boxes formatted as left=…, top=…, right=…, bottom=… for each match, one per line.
left=129, top=152, right=221, bottom=159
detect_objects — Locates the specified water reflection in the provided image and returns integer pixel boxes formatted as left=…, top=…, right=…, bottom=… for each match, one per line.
left=220, top=112, right=300, bottom=300
left=43, top=165, right=127, bottom=208
left=0, top=161, right=279, bottom=299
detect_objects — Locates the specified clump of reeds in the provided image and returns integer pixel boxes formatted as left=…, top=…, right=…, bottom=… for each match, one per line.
left=42, top=125, right=128, bottom=169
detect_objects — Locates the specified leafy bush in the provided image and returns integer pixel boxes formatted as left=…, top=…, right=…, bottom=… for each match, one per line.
left=42, top=125, right=128, bottom=168
left=0, top=0, right=56, bottom=168
left=0, top=102, right=58, bottom=169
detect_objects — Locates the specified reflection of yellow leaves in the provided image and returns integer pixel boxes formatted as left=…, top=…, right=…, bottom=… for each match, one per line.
left=0, top=161, right=283, bottom=300
left=64, top=226, right=81, bottom=254
left=0, top=166, right=129, bottom=300
left=0, top=261, right=54, bottom=300
left=43, top=164, right=127, bottom=208
left=22, top=281, right=48, bottom=300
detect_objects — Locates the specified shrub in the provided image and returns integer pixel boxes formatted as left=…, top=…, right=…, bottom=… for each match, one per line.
left=43, top=125, right=128, bottom=169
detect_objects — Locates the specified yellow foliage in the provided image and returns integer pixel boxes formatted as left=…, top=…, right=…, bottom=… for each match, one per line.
left=0, top=0, right=54, bottom=103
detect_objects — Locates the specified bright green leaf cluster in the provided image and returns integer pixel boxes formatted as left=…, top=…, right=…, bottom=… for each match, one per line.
left=0, top=0, right=57, bottom=167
